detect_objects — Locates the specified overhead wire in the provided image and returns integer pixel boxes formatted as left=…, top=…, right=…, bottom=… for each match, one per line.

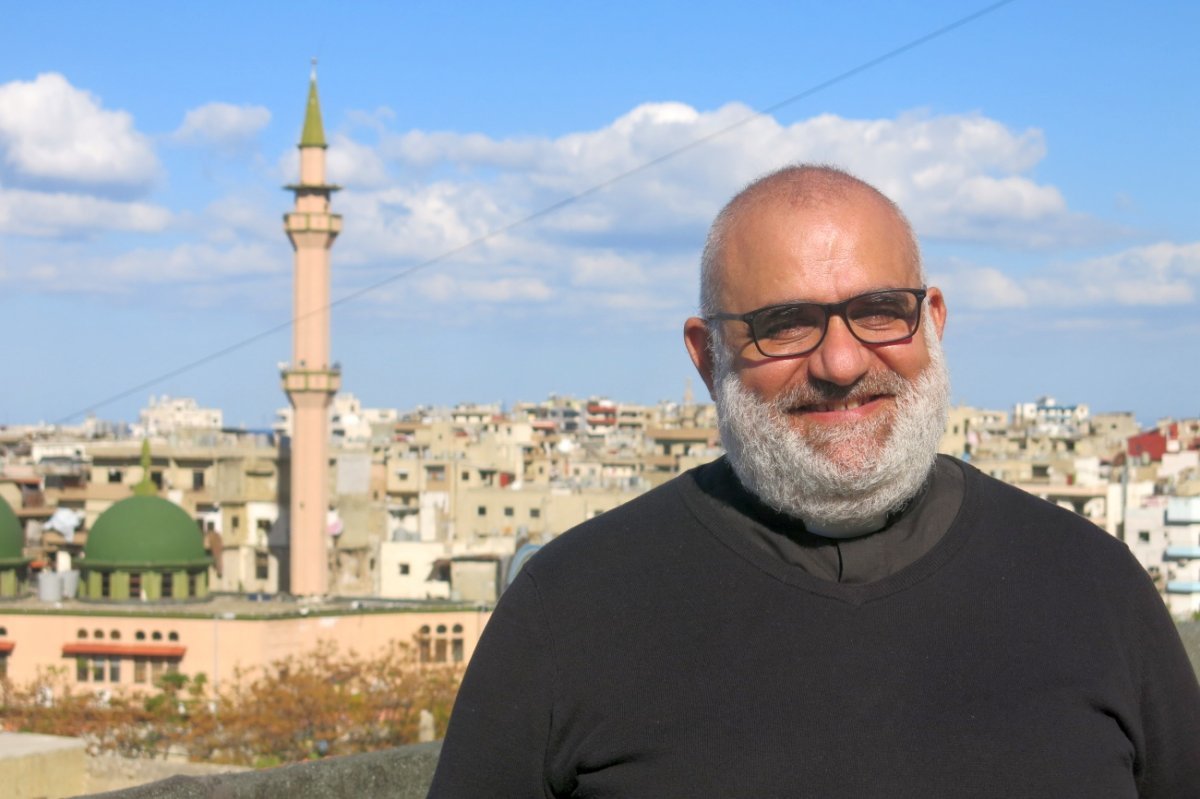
left=53, top=0, right=1018, bottom=424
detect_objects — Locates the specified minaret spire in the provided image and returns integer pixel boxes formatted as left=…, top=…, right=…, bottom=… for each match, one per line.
left=281, top=65, right=342, bottom=597
left=301, top=58, right=327, bottom=149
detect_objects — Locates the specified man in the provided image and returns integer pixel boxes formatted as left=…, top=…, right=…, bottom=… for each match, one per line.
left=428, top=165, right=1200, bottom=797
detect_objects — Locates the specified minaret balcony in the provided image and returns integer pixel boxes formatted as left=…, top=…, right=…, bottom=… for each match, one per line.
left=284, top=212, right=343, bottom=234
left=281, top=365, right=342, bottom=394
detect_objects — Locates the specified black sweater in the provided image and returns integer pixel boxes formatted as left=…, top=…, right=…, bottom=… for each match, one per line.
left=429, top=459, right=1200, bottom=797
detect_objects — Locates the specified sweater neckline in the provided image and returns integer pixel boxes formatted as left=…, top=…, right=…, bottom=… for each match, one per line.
left=676, top=455, right=979, bottom=606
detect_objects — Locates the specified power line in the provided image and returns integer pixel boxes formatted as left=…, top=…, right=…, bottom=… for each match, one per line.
left=54, top=0, right=1018, bottom=424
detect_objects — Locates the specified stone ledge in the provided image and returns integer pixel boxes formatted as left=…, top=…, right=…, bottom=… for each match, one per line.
left=74, top=742, right=442, bottom=799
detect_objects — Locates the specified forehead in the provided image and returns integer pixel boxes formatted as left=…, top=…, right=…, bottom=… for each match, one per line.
left=717, top=192, right=917, bottom=312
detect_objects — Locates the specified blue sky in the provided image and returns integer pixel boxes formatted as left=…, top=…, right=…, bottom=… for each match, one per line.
left=1, top=1, right=1197, bottom=428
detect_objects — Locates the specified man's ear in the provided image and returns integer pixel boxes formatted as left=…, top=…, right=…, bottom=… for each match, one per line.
left=683, top=317, right=717, bottom=398
left=926, top=286, right=947, bottom=340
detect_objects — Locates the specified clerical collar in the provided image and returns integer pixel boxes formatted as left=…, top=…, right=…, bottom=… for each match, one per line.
left=694, top=456, right=965, bottom=584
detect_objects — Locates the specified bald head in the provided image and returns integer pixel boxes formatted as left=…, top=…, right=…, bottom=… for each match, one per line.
left=700, top=165, right=921, bottom=316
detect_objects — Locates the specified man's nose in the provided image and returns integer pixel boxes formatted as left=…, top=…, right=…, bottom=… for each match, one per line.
left=805, top=316, right=872, bottom=387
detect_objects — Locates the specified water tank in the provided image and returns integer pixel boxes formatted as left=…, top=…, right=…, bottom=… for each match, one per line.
left=61, top=570, right=80, bottom=598
left=38, top=571, right=62, bottom=602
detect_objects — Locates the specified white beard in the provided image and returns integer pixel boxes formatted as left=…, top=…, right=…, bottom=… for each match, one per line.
left=713, top=324, right=951, bottom=537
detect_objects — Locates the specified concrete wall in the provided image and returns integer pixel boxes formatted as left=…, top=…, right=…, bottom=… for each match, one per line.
left=0, top=732, right=86, bottom=799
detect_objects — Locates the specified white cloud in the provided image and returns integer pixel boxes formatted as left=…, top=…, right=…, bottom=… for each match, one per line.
left=934, top=242, right=1200, bottom=312
left=932, top=263, right=1029, bottom=309
left=571, top=252, right=647, bottom=287
left=0, top=73, right=158, bottom=189
left=173, top=102, right=270, bottom=146
left=1027, top=242, right=1200, bottom=306
left=0, top=188, right=170, bottom=237
left=0, top=240, right=287, bottom=295
left=11, top=95, right=1178, bottom=327
left=417, top=273, right=552, bottom=303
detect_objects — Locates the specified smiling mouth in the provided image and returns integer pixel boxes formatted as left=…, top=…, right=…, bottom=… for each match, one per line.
left=792, top=394, right=888, bottom=414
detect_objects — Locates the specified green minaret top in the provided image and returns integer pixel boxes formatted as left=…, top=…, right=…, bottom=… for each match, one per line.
left=132, top=439, right=158, bottom=497
left=300, top=60, right=327, bottom=149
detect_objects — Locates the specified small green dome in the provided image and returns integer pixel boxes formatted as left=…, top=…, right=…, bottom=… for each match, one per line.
left=0, top=495, right=24, bottom=564
left=84, top=496, right=210, bottom=569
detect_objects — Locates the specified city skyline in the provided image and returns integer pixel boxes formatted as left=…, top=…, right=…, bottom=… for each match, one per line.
left=1, top=1, right=1197, bottom=428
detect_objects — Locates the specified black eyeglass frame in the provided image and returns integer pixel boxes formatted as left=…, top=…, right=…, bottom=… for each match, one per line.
left=705, top=288, right=928, bottom=359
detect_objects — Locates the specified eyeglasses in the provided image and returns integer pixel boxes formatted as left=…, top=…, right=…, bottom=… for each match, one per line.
left=706, top=288, right=927, bottom=358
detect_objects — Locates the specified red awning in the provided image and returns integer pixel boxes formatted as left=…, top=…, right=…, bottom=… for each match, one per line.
left=0, top=641, right=14, bottom=654
left=61, top=643, right=185, bottom=658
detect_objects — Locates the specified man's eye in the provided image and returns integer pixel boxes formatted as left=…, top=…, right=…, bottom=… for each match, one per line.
left=850, top=297, right=911, bottom=325
left=756, top=307, right=822, bottom=339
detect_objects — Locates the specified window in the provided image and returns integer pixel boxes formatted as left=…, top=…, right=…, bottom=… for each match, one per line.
left=134, top=658, right=147, bottom=683
left=94, top=629, right=104, bottom=640
left=398, top=563, right=410, bottom=576
left=100, top=572, right=111, bottom=597
left=129, top=572, right=142, bottom=598
left=161, top=574, right=174, bottom=599
left=152, top=632, right=163, bottom=641
left=150, top=471, right=163, bottom=489
left=168, top=631, right=179, bottom=642
left=108, top=657, right=121, bottom=682
left=451, top=624, right=465, bottom=663
left=78, top=629, right=88, bottom=639
left=255, top=552, right=269, bottom=580
left=530, top=508, right=541, bottom=519
left=192, top=470, right=205, bottom=490
left=1138, top=531, right=1151, bottom=543
left=504, top=507, right=514, bottom=517
left=107, top=469, right=123, bottom=484
left=417, top=625, right=432, bottom=663
left=135, top=631, right=146, bottom=641
left=477, top=506, right=486, bottom=517
left=232, top=515, right=240, bottom=530
left=110, top=630, right=120, bottom=641
left=461, top=471, right=470, bottom=481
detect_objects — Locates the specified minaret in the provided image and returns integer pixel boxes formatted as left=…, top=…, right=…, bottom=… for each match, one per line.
left=281, top=61, right=341, bottom=596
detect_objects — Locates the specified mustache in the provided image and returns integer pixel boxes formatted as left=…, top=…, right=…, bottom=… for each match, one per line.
left=769, top=372, right=912, bottom=413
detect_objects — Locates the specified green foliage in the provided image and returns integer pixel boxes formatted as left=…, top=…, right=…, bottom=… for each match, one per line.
left=0, top=642, right=462, bottom=767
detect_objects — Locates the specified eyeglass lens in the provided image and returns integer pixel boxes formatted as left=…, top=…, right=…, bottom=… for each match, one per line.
left=753, top=291, right=920, bottom=356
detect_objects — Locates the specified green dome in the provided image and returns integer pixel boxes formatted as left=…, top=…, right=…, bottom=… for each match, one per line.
left=0, top=495, right=24, bottom=564
left=84, top=496, right=210, bottom=569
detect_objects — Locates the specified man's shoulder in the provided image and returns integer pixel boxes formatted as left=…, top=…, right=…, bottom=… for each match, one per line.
left=955, top=457, right=1137, bottom=570
left=520, top=462, right=716, bottom=586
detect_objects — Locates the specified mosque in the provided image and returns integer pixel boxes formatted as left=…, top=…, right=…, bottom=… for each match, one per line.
left=0, top=70, right=487, bottom=692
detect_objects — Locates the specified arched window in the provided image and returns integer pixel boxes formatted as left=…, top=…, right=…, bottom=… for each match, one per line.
left=151, top=632, right=162, bottom=641
left=94, top=629, right=104, bottom=640
left=110, top=630, right=121, bottom=641
left=77, top=629, right=87, bottom=639
left=168, top=632, right=179, bottom=642
left=135, top=631, right=146, bottom=641
left=417, top=625, right=432, bottom=663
